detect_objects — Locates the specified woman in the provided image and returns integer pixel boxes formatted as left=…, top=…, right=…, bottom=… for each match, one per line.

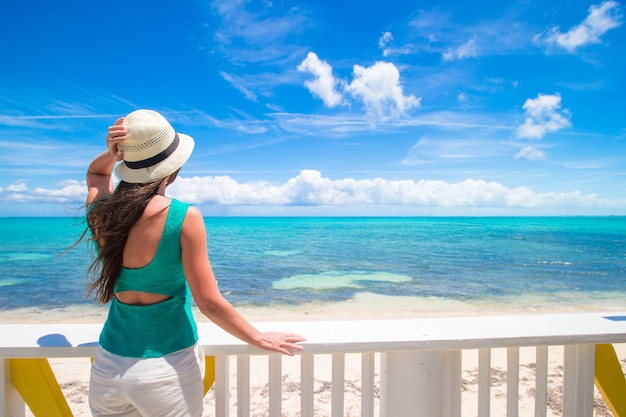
left=85, top=109, right=305, bottom=417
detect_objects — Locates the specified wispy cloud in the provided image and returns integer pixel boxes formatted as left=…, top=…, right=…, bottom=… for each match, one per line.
left=378, top=31, right=416, bottom=57
left=0, top=113, right=116, bottom=125
left=408, top=8, right=453, bottom=42
left=219, top=71, right=259, bottom=101
left=210, top=0, right=311, bottom=65
left=535, top=1, right=623, bottom=52
left=442, top=38, right=477, bottom=61
left=270, top=109, right=511, bottom=139
left=515, top=146, right=546, bottom=161
left=402, top=137, right=509, bottom=165
left=406, top=6, right=536, bottom=59
left=379, top=31, right=394, bottom=50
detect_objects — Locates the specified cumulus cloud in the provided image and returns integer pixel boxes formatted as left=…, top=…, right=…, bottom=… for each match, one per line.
left=346, top=62, right=421, bottom=120
left=0, top=180, right=85, bottom=204
left=516, top=93, right=571, bottom=139
left=515, top=146, right=546, bottom=161
left=298, top=53, right=420, bottom=120
left=442, top=38, right=477, bottom=61
left=0, top=171, right=620, bottom=211
left=164, top=170, right=611, bottom=209
left=537, top=1, right=622, bottom=52
left=297, top=52, right=343, bottom=108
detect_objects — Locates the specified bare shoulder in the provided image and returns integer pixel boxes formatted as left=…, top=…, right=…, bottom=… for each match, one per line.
left=184, top=205, right=203, bottom=221
left=182, top=206, right=206, bottom=236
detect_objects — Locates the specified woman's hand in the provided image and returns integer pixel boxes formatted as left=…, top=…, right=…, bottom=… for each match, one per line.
left=86, top=117, right=127, bottom=205
left=107, top=117, right=126, bottom=161
left=253, top=332, right=306, bottom=356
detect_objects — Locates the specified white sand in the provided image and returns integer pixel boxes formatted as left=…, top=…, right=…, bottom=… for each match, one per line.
left=4, top=295, right=626, bottom=417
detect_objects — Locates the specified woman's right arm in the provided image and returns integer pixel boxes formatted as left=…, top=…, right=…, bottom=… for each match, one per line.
left=86, top=117, right=125, bottom=207
left=181, top=206, right=305, bottom=356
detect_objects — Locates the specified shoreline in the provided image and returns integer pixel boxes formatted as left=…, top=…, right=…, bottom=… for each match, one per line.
left=3, top=291, right=626, bottom=324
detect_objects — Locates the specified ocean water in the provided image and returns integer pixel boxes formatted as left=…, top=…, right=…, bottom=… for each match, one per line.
left=0, top=216, right=625, bottom=316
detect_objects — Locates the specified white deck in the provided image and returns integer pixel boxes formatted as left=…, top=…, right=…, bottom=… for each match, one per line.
left=2, top=311, right=626, bottom=357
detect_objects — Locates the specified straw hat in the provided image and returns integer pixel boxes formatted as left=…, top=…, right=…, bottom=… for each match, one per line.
left=115, top=110, right=194, bottom=184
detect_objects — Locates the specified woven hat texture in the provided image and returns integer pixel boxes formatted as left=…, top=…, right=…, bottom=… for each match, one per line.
left=115, top=110, right=194, bottom=184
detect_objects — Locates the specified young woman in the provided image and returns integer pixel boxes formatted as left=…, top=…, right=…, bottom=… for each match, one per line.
left=85, top=109, right=305, bottom=417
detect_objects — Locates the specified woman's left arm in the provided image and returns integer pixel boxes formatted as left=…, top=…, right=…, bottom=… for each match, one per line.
left=86, top=117, right=125, bottom=207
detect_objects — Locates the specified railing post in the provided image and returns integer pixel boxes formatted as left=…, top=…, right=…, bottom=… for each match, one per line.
left=380, top=350, right=447, bottom=417
left=1, top=359, right=25, bottom=417
left=361, top=353, right=376, bottom=417
left=300, top=354, right=314, bottom=417
left=562, top=344, right=595, bottom=417
left=268, top=355, right=282, bottom=417
left=442, top=350, right=462, bottom=417
left=535, top=345, right=549, bottom=417
left=331, top=353, right=345, bottom=417
left=237, top=355, right=250, bottom=417
left=478, top=348, right=491, bottom=417
left=215, top=356, right=230, bottom=417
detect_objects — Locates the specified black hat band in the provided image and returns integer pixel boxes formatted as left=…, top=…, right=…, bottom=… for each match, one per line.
left=125, top=133, right=180, bottom=170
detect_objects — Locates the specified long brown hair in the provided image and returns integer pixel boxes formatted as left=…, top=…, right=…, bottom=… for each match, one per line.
left=86, top=169, right=179, bottom=303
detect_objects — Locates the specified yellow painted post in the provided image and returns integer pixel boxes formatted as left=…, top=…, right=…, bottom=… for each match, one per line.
left=9, top=358, right=73, bottom=417
left=594, top=343, right=626, bottom=417
left=204, top=355, right=216, bottom=395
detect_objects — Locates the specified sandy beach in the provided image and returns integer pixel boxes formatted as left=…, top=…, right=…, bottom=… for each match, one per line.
left=4, top=296, right=625, bottom=417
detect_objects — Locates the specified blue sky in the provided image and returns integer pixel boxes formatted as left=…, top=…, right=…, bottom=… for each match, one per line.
left=0, top=0, right=625, bottom=216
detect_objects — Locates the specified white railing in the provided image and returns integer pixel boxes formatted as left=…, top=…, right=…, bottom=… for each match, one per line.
left=2, top=311, right=626, bottom=417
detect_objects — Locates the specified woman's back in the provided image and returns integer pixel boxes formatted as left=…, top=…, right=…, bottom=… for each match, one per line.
left=116, top=195, right=176, bottom=306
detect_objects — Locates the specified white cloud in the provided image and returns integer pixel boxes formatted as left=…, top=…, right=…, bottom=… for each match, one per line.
left=270, top=110, right=512, bottom=139
left=379, top=31, right=394, bottom=49
left=211, top=0, right=310, bottom=64
left=6, top=182, right=28, bottom=192
left=538, top=1, right=622, bottom=52
left=219, top=71, right=258, bottom=101
left=516, top=93, right=571, bottom=139
left=1, top=171, right=622, bottom=211
left=0, top=180, right=85, bottom=204
left=379, top=31, right=407, bottom=57
left=442, top=38, right=477, bottom=61
left=297, top=52, right=343, bottom=108
left=165, top=170, right=614, bottom=209
left=346, top=62, right=421, bottom=120
left=297, top=54, right=421, bottom=120
left=402, top=137, right=500, bottom=165
left=515, top=146, right=546, bottom=161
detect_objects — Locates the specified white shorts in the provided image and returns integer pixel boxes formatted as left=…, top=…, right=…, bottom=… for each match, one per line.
left=89, top=343, right=205, bottom=417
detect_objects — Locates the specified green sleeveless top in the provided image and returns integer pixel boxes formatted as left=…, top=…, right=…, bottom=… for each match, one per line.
left=99, top=198, right=198, bottom=358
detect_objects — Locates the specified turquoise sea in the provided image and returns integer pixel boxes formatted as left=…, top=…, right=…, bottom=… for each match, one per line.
left=1, top=216, right=625, bottom=317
